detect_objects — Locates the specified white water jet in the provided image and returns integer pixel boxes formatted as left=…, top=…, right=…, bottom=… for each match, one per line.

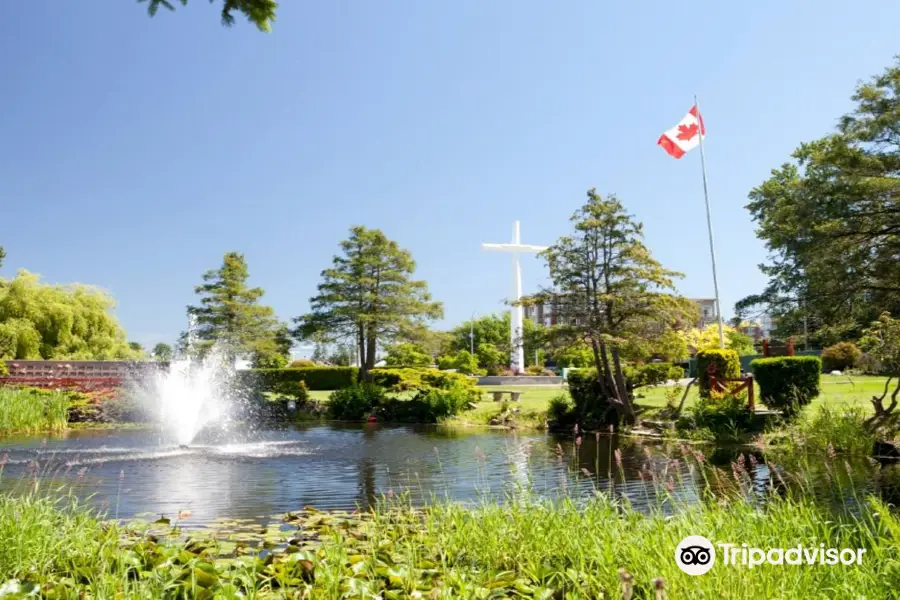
left=140, top=346, right=237, bottom=446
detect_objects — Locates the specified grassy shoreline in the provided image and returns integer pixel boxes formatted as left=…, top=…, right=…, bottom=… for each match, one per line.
left=2, top=465, right=898, bottom=599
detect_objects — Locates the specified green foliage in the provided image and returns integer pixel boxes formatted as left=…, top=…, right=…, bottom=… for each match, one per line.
left=738, top=58, right=900, bottom=343
left=683, top=324, right=755, bottom=356
left=0, top=360, right=7, bottom=377
left=861, top=313, right=900, bottom=375
left=822, top=341, right=863, bottom=372
left=538, top=189, right=695, bottom=424
left=252, top=351, right=288, bottom=369
left=782, top=405, right=874, bottom=456
left=139, top=0, right=278, bottom=31
left=552, top=342, right=594, bottom=368
left=547, top=393, right=576, bottom=426
left=726, top=329, right=757, bottom=356
left=239, top=367, right=358, bottom=393
left=0, top=270, right=140, bottom=360
left=384, top=343, right=432, bottom=367
left=327, top=383, right=384, bottom=420
left=436, top=350, right=483, bottom=375
left=370, top=368, right=480, bottom=401
left=5, top=486, right=900, bottom=598
left=696, top=348, right=740, bottom=398
left=623, top=362, right=683, bottom=389
left=751, top=356, right=822, bottom=413
left=187, top=252, right=284, bottom=362
left=475, top=342, right=506, bottom=375
left=151, top=343, right=174, bottom=361
left=295, top=226, right=442, bottom=379
left=565, top=369, right=618, bottom=428
left=289, top=358, right=315, bottom=368
left=0, top=387, right=69, bottom=434
left=683, top=393, right=755, bottom=442
left=381, top=382, right=475, bottom=423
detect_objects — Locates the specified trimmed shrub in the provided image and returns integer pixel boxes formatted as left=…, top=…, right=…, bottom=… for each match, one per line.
left=624, top=362, right=684, bottom=389
left=289, top=359, right=315, bottom=368
left=751, top=356, right=821, bottom=413
left=686, top=393, right=755, bottom=442
left=821, top=342, right=862, bottom=372
left=239, top=367, right=358, bottom=392
left=696, top=349, right=740, bottom=398
left=328, top=383, right=385, bottom=420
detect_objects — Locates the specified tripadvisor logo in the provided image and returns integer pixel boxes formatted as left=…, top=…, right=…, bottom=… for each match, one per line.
left=675, top=536, right=866, bottom=575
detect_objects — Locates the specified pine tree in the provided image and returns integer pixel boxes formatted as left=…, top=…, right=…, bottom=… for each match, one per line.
left=538, top=189, right=694, bottom=425
left=187, top=252, right=281, bottom=361
left=294, top=226, right=443, bottom=379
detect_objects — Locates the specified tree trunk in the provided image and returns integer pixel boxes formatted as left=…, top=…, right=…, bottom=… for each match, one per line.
left=365, top=328, right=378, bottom=378
left=357, top=325, right=368, bottom=381
left=610, top=346, right=636, bottom=425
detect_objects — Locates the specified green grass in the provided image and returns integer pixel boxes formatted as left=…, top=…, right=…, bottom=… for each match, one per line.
left=0, top=388, right=69, bottom=435
left=637, top=375, right=890, bottom=415
left=2, top=464, right=899, bottom=599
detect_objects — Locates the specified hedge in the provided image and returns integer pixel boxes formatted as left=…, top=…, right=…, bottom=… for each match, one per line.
left=238, top=367, right=359, bottom=394
left=696, top=349, right=740, bottom=398
left=750, top=356, right=821, bottom=413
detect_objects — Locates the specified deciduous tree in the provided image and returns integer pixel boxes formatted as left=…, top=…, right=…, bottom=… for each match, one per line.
left=294, top=227, right=442, bottom=380
left=384, top=343, right=432, bottom=367
left=0, top=270, right=140, bottom=360
left=738, top=58, right=900, bottom=343
left=139, top=0, right=278, bottom=31
left=152, top=343, right=174, bottom=361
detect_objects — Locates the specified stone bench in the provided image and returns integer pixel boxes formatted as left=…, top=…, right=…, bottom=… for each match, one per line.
left=489, top=390, right=522, bottom=402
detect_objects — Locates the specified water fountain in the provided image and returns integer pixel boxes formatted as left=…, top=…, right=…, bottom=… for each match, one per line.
left=134, top=315, right=240, bottom=446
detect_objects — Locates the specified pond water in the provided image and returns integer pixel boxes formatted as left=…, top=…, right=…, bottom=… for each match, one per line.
left=2, top=424, right=900, bottom=528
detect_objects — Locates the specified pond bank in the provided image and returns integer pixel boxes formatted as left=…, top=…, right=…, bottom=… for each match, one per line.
left=2, top=477, right=898, bottom=599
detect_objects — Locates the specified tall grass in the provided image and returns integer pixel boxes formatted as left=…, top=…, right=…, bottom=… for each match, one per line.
left=0, top=388, right=69, bottom=435
left=2, top=463, right=899, bottom=598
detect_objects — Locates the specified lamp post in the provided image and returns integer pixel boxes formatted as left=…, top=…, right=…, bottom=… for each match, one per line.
left=469, top=311, right=476, bottom=356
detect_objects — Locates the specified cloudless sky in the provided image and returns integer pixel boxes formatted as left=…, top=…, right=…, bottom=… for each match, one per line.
left=1, top=1, right=898, bottom=353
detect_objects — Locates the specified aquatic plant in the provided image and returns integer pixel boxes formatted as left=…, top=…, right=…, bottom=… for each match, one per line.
left=0, top=388, right=68, bottom=435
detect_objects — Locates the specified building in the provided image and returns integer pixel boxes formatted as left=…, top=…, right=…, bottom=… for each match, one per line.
left=690, top=298, right=719, bottom=329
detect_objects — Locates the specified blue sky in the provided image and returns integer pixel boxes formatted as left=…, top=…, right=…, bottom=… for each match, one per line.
left=1, top=1, right=898, bottom=353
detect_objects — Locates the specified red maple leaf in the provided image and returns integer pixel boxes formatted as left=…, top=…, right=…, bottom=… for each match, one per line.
left=676, top=123, right=699, bottom=141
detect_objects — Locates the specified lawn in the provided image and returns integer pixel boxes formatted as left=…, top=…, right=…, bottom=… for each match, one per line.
left=306, top=375, right=892, bottom=426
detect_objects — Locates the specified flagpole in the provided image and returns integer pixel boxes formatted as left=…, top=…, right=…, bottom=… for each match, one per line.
left=694, top=94, right=726, bottom=349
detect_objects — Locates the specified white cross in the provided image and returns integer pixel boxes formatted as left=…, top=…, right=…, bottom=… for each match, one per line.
left=481, top=221, right=548, bottom=373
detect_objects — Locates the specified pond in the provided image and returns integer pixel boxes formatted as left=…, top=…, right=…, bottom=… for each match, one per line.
left=2, top=423, right=900, bottom=528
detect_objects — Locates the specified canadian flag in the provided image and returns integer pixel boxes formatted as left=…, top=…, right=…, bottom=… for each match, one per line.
left=657, top=105, right=705, bottom=159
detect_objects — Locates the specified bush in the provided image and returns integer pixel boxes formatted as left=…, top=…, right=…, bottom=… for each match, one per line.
left=381, top=383, right=474, bottom=423
left=328, top=383, right=385, bottom=420
left=548, top=393, right=576, bottom=427
left=751, top=356, right=821, bottom=414
left=0, top=361, right=7, bottom=377
left=683, top=393, right=755, bottom=442
left=857, top=352, right=884, bottom=375
left=436, top=350, right=483, bottom=375
left=525, top=365, right=554, bottom=376
left=696, top=349, right=740, bottom=398
left=624, top=362, right=684, bottom=389
left=289, top=359, right=315, bottom=368
left=821, top=342, right=862, bottom=372
left=239, top=367, right=358, bottom=392
left=566, top=369, right=618, bottom=428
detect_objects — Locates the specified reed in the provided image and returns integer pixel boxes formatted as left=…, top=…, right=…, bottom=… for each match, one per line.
left=0, top=388, right=68, bottom=435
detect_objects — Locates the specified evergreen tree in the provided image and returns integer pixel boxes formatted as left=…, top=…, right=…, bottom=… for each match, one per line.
left=294, top=226, right=443, bottom=379
left=139, top=0, right=278, bottom=31
left=538, top=189, right=694, bottom=425
left=187, top=252, right=281, bottom=360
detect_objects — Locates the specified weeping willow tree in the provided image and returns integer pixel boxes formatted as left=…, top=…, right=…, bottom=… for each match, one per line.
left=0, top=270, right=140, bottom=360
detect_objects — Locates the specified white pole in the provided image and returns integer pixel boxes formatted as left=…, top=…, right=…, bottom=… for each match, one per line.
left=694, top=95, right=726, bottom=349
